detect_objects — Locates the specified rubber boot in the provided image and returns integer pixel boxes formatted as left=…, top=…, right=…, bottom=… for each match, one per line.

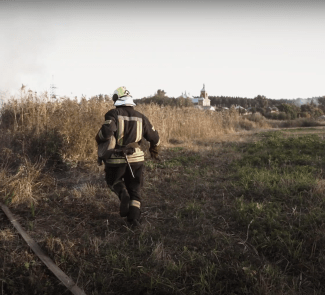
left=127, top=201, right=141, bottom=228
left=112, top=181, right=130, bottom=217
left=119, top=188, right=130, bottom=217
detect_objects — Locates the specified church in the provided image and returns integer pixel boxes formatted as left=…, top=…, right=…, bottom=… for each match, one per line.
left=192, top=84, right=211, bottom=107
left=180, top=84, right=211, bottom=106
left=180, top=84, right=214, bottom=110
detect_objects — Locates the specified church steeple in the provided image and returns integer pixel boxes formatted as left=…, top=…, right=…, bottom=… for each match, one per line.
left=200, top=84, right=208, bottom=99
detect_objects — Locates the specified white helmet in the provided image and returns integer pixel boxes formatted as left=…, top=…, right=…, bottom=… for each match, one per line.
left=113, top=86, right=136, bottom=106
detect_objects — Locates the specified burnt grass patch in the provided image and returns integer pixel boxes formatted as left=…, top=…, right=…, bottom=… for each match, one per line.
left=1, top=131, right=325, bottom=294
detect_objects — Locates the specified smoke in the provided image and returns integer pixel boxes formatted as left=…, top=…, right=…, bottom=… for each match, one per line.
left=0, top=8, right=56, bottom=99
left=293, top=97, right=320, bottom=107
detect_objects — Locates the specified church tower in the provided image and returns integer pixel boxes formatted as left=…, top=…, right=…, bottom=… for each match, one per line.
left=200, top=84, right=208, bottom=100
left=199, top=84, right=210, bottom=106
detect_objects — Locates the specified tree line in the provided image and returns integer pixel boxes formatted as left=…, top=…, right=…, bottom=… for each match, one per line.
left=134, top=89, right=194, bottom=107
left=88, top=90, right=325, bottom=119
left=136, top=91, right=325, bottom=119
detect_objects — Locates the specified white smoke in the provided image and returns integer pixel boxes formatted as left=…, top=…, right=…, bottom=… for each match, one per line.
left=0, top=8, right=57, bottom=99
left=293, top=97, right=319, bottom=106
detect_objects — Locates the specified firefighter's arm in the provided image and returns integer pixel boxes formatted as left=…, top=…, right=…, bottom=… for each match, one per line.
left=95, top=114, right=117, bottom=164
left=95, top=112, right=117, bottom=143
left=149, top=143, right=160, bottom=160
left=96, top=120, right=116, bottom=143
left=143, top=116, right=160, bottom=159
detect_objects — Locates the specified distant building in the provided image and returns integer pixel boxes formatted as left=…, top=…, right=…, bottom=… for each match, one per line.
left=178, top=84, right=214, bottom=110
left=266, top=106, right=279, bottom=113
left=180, top=91, right=192, bottom=99
left=235, top=105, right=247, bottom=114
left=192, top=84, right=211, bottom=107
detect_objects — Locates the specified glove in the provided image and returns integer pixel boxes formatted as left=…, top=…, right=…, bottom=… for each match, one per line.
left=149, top=144, right=160, bottom=160
left=97, top=157, right=103, bottom=166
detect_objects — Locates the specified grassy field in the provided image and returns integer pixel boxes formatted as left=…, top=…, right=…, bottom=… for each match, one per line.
left=1, top=96, right=325, bottom=294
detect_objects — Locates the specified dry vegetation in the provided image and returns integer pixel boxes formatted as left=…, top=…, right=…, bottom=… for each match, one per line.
left=0, top=94, right=270, bottom=163
left=1, top=93, right=325, bottom=295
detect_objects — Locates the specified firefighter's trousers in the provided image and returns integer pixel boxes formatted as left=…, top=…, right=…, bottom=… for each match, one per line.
left=105, top=163, right=143, bottom=222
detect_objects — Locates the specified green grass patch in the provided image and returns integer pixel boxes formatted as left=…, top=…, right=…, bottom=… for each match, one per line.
left=161, top=155, right=200, bottom=168
left=232, top=132, right=325, bottom=201
left=241, top=132, right=325, bottom=167
left=282, top=127, right=320, bottom=132
left=231, top=131, right=325, bottom=284
left=176, top=201, right=203, bottom=219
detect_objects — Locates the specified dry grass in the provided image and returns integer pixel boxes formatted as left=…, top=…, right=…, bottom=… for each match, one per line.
left=44, top=236, right=78, bottom=262
left=0, top=228, right=16, bottom=241
left=137, top=104, right=244, bottom=142
left=313, top=179, right=325, bottom=196
left=150, top=241, right=173, bottom=266
left=0, top=134, right=324, bottom=294
left=0, top=94, right=269, bottom=163
left=267, top=117, right=325, bottom=128
left=241, top=112, right=271, bottom=129
left=2, top=93, right=325, bottom=294
left=0, top=156, right=54, bottom=206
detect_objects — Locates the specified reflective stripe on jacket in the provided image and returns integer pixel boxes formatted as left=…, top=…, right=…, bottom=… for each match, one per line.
left=96, top=106, right=160, bottom=165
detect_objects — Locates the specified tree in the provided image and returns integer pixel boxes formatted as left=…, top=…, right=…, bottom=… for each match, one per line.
left=277, top=103, right=300, bottom=119
left=318, top=96, right=325, bottom=112
left=301, top=103, right=323, bottom=118
left=156, top=89, right=167, bottom=98
left=176, top=97, right=194, bottom=107
left=254, top=95, right=268, bottom=108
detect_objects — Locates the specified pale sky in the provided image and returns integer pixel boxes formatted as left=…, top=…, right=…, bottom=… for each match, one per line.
left=0, top=0, right=324, bottom=100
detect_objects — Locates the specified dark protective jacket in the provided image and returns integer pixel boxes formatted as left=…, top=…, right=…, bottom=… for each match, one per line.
left=96, top=106, right=160, bottom=165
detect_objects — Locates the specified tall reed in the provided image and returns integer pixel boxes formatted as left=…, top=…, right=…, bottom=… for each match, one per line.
left=0, top=94, right=264, bottom=162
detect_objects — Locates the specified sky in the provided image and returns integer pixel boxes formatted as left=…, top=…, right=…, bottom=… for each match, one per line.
left=0, top=0, right=324, bottom=100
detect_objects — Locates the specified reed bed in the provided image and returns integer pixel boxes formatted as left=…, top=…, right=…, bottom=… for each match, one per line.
left=0, top=94, right=268, bottom=162
left=0, top=94, right=270, bottom=205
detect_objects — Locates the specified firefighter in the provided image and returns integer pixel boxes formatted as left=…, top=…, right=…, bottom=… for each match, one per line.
left=96, top=86, right=160, bottom=227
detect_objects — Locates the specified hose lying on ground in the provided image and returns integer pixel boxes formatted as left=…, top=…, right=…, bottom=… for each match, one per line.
left=0, top=202, right=87, bottom=295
